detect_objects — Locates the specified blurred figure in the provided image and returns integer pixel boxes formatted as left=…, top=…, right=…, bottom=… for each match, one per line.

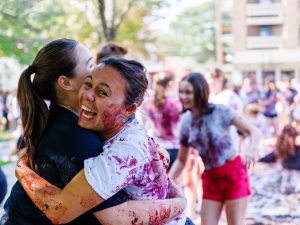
left=259, top=77, right=279, bottom=136
left=181, top=149, right=204, bottom=222
left=240, top=78, right=261, bottom=105
left=276, top=107, right=300, bottom=170
left=141, top=73, right=181, bottom=170
left=95, top=43, right=127, bottom=63
left=205, top=68, right=244, bottom=153
left=281, top=76, right=297, bottom=106
left=243, top=103, right=274, bottom=162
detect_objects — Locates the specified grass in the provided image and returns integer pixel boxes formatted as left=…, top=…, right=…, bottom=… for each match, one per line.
left=0, top=160, right=10, bottom=166
left=0, top=132, right=14, bottom=142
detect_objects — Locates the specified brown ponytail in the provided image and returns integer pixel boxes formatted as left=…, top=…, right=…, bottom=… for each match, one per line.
left=17, top=67, right=49, bottom=169
left=17, top=39, right=78, bottom=169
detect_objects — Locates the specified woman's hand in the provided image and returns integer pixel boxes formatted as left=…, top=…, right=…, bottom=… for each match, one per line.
left=241, top=151, right=256, bottom=169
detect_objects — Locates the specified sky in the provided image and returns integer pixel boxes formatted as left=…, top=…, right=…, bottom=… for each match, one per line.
left=149, top=0, right=211, bottom=32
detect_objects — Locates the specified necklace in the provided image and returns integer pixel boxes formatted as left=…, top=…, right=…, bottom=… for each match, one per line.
left=59, top=104, right=79, bottom=117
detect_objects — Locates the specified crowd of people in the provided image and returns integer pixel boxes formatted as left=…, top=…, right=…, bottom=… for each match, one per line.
left=0, top=39, right=299, bottom=225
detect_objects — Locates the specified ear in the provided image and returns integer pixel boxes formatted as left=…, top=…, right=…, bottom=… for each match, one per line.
left=57, top=76, right=74, bottom=91
left=125, top=103, right=137, bottom=116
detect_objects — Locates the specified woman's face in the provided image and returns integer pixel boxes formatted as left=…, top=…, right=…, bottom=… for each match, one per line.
left=178, top=80, right=195, bottom=110
left=78, top=64, right=129, bottom=139
left=72, top=44, right=95, bottom=93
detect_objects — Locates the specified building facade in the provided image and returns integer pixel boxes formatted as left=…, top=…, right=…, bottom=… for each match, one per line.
left=216, top=0, right=300, bottom=84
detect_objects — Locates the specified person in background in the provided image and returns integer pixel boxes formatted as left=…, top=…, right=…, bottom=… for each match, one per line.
left=259, top=77, right=279, bottom=136
left=205, top=68, right=244, bottom=153
left=240, top=78, right=261, bottom=105
left=169, top=72, right=260, bottom=225
left=95, top=43, right=127, bottom=63
left=276, top=106, right=300, bottom=170
left=243, top=103, right=274, bottom=163
left=141, top=73, right=181, bottom=170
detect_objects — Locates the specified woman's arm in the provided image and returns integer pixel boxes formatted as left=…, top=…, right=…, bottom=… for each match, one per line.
left=168, top=146, right=190, bottom=180
left=16, top=156, right=186, bottom=225
left=232, top=115, right=262, bottom=168
left=15, top=156, right=105, bottom=224
left=96, top=180, right=186, bottom=225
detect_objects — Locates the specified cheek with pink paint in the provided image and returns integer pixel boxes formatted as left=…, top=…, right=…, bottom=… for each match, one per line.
left=101, top=104, right=126, bottom=130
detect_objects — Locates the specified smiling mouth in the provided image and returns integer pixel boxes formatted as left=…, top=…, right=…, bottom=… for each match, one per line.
left=81, top=105, right=97, bottom=119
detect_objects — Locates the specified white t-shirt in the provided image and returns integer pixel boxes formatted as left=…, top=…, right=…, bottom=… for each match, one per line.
left=84, top=118, right=186, bottom=224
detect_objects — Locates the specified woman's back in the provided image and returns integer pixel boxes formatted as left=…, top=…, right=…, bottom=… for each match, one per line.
left=2, top=105, right=127, bottom=225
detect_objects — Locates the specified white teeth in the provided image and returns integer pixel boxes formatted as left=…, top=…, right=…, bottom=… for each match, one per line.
left=82, top=112, right=94, bottom=119
left=81, top=105, right=95, bottom=113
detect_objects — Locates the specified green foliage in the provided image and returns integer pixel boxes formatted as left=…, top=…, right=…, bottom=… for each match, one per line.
left=0, top=0, right=168, bottom=64
left=159, top=1, right=216, bottom=63
left=0, top=0, right=95, bottom=64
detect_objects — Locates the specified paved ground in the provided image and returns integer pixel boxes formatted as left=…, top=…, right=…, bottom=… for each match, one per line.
left=0, top=139, right=300, bottom=224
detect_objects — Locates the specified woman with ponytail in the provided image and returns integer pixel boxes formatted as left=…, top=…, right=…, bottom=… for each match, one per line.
left=1, top=39, right=185, bottom=225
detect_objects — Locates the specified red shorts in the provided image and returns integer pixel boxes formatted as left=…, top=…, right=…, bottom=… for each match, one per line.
left=202, top=156, right=251, bottom=202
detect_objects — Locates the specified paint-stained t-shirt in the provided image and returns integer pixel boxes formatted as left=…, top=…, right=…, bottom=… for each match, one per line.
left=179, top=104, right=237, bottom=170
left=141, top=97, right=181, bottom=149
left=84, top=118, right=186, bottom=225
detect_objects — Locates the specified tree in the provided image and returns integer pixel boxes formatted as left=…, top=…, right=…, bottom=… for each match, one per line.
left=94, top=0, right=168, bottom=54
left=0, top=0, right=95, bottom=64
left=0, top=0, right=169, bottom=64
left=158, top=1, right=216, bottom=64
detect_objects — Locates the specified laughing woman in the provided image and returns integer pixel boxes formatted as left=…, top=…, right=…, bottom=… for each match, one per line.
left=15, top=58, right=191, bottom=225
left=169, top=73, right=261, bottom=225
left=1, top=40, right=186, bottom=225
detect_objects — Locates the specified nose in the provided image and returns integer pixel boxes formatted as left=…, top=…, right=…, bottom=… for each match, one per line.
left=179, top=92, right=187, bottom=101
left=84, top=89, right=95, bottom=102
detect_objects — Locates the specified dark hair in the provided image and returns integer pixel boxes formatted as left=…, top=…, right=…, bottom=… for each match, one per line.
left=17, top=38, right=79, bottom=169
left=276, top=125, right=298, bottom=160
left=96, top=43, right=128, bottom=64
left=100, top=57, right=148, bottom=107
left=154, top=74, right=174, bottom=108
left=208, top=67, right=223, bottom=79
left=181, top=72, right=211, bottom=115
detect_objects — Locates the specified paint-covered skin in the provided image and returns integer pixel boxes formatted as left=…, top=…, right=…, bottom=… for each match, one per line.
left=16, top=155, right=187, bottom=225
left=78, top=66, right=129, bottom=140
left=84, top=118, right=186, bottom=224
left=179, top=104, right=237, bottom=170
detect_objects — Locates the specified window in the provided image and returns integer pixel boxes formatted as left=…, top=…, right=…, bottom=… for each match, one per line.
left=259, top=25, right=272, bottom=36
left=260, top=0, right=272, bottom=4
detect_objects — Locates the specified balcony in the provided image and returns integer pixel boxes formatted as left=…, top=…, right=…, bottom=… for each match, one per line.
left=246, top=3, right=282, bottom=17
left=246, top=16, right=283, bottom=26
left=246, top=36, right=282, bottom=49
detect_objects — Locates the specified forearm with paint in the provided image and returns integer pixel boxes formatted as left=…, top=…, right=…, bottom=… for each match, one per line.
left=16, top=161, right=66, bottom=224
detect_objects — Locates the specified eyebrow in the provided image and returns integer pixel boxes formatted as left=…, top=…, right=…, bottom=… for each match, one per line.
left=99, top=82, right=111, bottom=91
